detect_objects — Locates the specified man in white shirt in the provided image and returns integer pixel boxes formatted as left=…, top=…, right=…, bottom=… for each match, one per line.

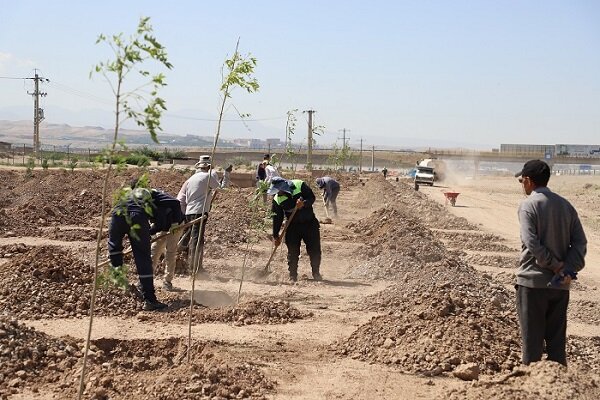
left=177, top=155, right=220, bottom=271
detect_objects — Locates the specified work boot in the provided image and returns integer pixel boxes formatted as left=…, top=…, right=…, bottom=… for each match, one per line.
left=163, top=281, right=174, bottom=291
left=312, top=272, right=323, bottom=281
left=143, top=300, right=168, bottom=311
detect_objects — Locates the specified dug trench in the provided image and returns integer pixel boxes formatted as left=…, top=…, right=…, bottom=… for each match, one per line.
left=1, top=169, right=599, bottom=399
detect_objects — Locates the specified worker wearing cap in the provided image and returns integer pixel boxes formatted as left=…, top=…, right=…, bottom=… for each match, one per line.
left=269, top=177, right=322, bottom=282
left=515, top=159, right=587, bottom=366
left=263, top=154, right=280, bottom=184
left=315, top=176, right=340, bottom=218
left=177, top=155, right=221, bottom=271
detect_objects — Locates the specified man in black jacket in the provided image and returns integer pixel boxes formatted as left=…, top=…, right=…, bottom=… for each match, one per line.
left=108, top=182, right=182, bottom=311
left=268, top=177, right=322, bottom=282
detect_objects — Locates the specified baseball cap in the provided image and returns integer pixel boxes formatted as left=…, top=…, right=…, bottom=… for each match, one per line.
left=515, top=159, right=551, bottom=181
left=267, top=177, right=293, bottom=195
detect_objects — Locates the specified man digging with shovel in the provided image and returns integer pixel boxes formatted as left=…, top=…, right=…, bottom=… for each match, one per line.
left=269, top=177, right=322, bottom=283
left=315, top=176, right=340, bottom=221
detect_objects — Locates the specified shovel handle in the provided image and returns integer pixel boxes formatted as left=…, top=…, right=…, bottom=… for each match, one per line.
left=262, top=206, right=299, bottom=272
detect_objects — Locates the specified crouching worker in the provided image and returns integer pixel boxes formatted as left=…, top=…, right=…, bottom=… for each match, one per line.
left=108, top=180, right=172, bottom=311
left=150, top=189, right=185, bottom=292
left=315, top=176, right=340, bottom=218
left=268, top=177, right=322, bottom=282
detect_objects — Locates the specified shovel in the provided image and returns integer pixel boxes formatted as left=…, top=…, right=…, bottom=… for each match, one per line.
left=260, top=206, right=299, bottom=275
left=321, top=195, right=333, bottom=224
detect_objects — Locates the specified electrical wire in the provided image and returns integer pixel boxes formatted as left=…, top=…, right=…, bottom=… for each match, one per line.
left=48, top=81, right=113, bottom=106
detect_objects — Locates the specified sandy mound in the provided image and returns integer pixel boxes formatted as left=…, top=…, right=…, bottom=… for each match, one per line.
left=355, top=258, right=511, bottom=312
left=345, top=205, right=448, bottom=280
left=0, top=316, right=81, bottom=398
left=441, top=360, right=600, bottom=400
left=149, top=295, right=312, bottom=325
left=435, top=231, right=518, bottom=252
left=462, top=252, right=520, bottom=269
left=0, top=245, right=309, bottom=326
left=0, top=246, right=141, bottom=319
left=77, top=337, right=275, bottom=399
left=338, top=264, right=521, bottom=375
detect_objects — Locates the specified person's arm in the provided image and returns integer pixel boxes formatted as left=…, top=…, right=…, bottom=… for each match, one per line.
left=265, top=165, right=273, bottom=183
left=208, top=170, right=221, bottom=190
left=220, top=169, right=231, bottom=188
left=564, top=210, right=587, bottom=272
left=518, top=204, right=562, bottom=271
left=272, top=200, right=284, bottom=237
left=176, top=180, right=188, bottom=214
left=300, top=182, right=316, bottom=207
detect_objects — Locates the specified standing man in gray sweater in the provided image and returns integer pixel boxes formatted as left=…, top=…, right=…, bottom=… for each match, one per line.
left=515, top=159, right=587, bottom=366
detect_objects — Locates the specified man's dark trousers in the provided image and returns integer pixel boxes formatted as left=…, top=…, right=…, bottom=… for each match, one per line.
left=108, top=211, right=156, bottom=302
left=284, top=217, right=321, bottom=278
left=516, top=285, right=569, bottom=366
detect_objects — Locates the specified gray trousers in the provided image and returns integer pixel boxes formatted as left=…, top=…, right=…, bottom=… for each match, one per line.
left=516, top=285, right=569, bottom=366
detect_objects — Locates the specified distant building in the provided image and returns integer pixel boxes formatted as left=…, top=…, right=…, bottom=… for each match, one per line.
left=501, top=143, right=600, bottom=158
left=265, top=138, right=282, bottom=148
left=0, top=141, right=11, bottom=152
left=500, top=144, right=556, bottom=156
left=233, top=138, right=266, bottom=148
left=556, top=144, right=600, bottom=157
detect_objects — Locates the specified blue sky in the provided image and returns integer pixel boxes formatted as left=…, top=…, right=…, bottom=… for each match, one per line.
left=1, top=1, right=599, bottom=148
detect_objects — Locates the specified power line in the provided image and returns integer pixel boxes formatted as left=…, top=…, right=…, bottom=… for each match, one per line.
left=0, top=76, right=28, bottom=80
left=164, top=113, right=284, bottom=122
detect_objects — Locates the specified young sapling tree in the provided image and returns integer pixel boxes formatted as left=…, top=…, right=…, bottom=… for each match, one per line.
left=77, top=17, right=172, bottom=400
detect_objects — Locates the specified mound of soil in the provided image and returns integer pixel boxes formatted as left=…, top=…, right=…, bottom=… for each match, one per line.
left=569, top=300, right=600, bottom=325
left=338, top=258, right=520, bottom=376
left=0, top=169, right=188, bottom=238
left=0, top=316, right=81, bottom=398
left=148, top=294, right=311, bottom=326
left=46, top=227, right=104, bottom=242
left=461, top=253, right=520, bottom=269
left=391, top=180, right=478, bottom=230
left=75, top=337, right=275, bottom=399
left=0, top=246, right=140, bottom=319
left=345, top=206, right=448, bottom=280
left=441, top=361, right=600, bottom=400
left=207, top=187, right=262, bottom=247
left=568, top=335, right=600, bottom=370
left=355, top=258, right=512, bottom=313
left=0, top=243, right=30, bottom=257
left=435, top=231, right=518, bottom=253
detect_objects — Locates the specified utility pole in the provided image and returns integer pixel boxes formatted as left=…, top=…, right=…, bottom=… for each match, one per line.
left=303, top=109, right=316, bottom=171
left=359, top=137, right=363, bottom=173
left=338, top=128, right=351, bottom=171
left=27, top=70, right=49, bottom=157
left=371, top=145, right=375, bottom=171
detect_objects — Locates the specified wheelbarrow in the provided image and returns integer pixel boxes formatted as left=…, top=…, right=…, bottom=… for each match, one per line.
left=443, top=192, right=460, bottom=206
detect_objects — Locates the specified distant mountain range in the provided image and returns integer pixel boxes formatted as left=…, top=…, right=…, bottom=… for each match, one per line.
left=0, top=104, right=496, bottom=150
left=0, top=120, right=220, bottom=150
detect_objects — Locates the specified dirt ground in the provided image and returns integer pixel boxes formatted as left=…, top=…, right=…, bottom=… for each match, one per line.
left=1, top=168, right=599, bottom=399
